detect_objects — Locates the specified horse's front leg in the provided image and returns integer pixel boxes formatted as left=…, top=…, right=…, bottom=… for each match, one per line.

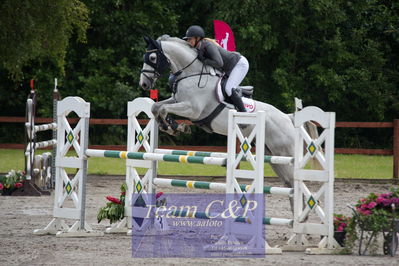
left=153, top=100, right=198, bottom=136
left=151, top=98, right=179, bottom=135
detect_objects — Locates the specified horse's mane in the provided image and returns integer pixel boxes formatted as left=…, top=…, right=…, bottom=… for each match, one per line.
left=157, top=35, right=192, bottom=49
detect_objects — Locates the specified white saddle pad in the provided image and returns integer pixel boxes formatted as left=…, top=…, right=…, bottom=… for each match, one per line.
left=216, top=80, right=256, bottom=112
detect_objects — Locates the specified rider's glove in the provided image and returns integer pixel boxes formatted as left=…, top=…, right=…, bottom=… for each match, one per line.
left=197, top=49, right=205, bottom=61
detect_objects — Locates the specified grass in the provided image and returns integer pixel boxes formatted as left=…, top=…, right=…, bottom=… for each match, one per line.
left=0, top=149, right=394, bottom=179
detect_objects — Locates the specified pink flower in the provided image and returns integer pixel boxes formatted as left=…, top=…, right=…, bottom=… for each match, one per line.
left=15, top=182, right=23, bottom=188
left=337, top=225, right=345, bottom=232
left=367, top=201, right=377, bottom=209
left=391, top=198, right=399, bottom=204
left=0, top=183, right=3, bottom=190
left=358, top=209, right=372, bottom=216
left=106, top=196, right=122, bottom=205
left=380, top=193, right=392, bottom=198
left=382, top=198, right=392, bottom=206
left=376, top=197, right=385, bottom=204
left=360, top=198, right=367, bottom=203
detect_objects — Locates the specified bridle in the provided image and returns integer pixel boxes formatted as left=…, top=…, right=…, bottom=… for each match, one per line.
left=140, top=41, right=199, bottom=89
left=140, top=45, right=169, bottom=89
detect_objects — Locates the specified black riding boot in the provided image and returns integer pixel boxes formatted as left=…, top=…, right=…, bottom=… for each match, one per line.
left=230, top=88, right=246, bottom=112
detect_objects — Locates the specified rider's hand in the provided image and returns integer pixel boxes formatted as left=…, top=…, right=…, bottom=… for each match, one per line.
left=197, top=49, right=205, bottom=61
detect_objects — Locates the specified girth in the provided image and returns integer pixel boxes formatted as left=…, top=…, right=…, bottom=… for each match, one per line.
left=191, top=103, right=226, bottom=133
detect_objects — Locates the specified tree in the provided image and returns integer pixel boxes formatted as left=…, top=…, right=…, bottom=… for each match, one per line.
left=0, top=0, right=89, bottom=80
left=213, top=0, right=399, bottom=122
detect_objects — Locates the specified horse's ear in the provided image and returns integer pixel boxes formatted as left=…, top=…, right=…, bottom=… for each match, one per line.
left=144, top=36, right=151, bottom=46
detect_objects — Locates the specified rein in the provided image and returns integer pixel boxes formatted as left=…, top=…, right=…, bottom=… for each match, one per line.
left=172, top=55, right=198, bottom=77
left=171, top=70, right=221, bottom=94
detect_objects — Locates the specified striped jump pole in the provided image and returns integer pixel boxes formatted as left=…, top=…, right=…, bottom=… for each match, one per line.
left=155, top=148, right=294, bottom=165
left=153, top=178, right=293, bottom=196
left=169, top=209, right=293, bottom=227
left=26, top=139, right=57, bottom=151
left=32, top=122, right=57, bottom=132
left=86, top=149, right=227, bottom=166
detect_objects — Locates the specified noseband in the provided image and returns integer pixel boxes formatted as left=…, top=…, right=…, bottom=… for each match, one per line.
left=140, top=43, right=170, bottom=88
left=141, top=41, right=199, bottom=88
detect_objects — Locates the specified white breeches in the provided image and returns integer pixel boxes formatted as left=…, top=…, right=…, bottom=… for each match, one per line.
left=225, top=56, right=249, bottom=96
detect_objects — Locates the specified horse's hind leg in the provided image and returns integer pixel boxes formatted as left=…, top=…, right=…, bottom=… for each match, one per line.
left=270, top=163, right=295, bottom=213
left=263, top=142, right=295, bottom=213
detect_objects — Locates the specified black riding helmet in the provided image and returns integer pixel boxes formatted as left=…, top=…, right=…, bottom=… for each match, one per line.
left=183, top=25, right=205, bottom=40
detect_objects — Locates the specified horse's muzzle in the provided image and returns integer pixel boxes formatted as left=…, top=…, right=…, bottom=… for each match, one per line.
left=140, top=80, right=150, bottom=90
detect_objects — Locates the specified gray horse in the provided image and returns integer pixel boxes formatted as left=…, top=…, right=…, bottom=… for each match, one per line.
left=139, top=35, right=314, bottom=209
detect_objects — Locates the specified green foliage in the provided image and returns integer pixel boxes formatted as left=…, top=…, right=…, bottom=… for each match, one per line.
left=214, top=0, right=399, bottom=120
left=59, top=0, right=184, bottom=144
left=0, top=0, right=89, bottom=80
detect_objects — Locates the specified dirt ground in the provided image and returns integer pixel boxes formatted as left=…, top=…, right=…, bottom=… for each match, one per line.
left=1, top=175, right=399, bottom=265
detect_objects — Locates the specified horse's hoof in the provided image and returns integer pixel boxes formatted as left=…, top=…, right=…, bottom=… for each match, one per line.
left=161, top=124, right=168, bottom=130
left=162, top=126, right=179, bottom=136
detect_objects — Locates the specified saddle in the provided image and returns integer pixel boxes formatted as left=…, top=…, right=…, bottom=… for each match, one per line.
left=215, top=75, right=255, bottom=113
left=192, top=75, right=256, bottom=133
left=218, top=75, right=254, bottom=104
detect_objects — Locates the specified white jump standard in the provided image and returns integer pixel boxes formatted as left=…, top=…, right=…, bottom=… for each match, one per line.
left=17, top=79, right=60, bottom=196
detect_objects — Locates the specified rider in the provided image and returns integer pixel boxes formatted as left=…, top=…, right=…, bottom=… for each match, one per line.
left=183, top=25, right=249, bottom=112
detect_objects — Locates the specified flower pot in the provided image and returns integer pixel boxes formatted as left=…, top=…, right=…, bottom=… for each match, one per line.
left=334, top=231, right=346, bottom=247
left=1, top=188, right=17, bottom=196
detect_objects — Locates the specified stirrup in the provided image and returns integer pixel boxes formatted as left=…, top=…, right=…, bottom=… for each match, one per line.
left=231, top=88, right=246, bottom=112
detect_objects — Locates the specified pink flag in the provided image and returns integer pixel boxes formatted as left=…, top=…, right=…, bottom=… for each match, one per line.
left=213, top=20, right=236, bottom=51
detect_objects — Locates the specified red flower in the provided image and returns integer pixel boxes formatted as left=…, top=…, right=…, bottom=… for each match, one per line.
left=156, top=192, right=164, bottom=199
left=121, top=192, right=126, bottom=196
left=0, top=183, right=3, bottom=190
left=106, top=196, right=122, bottom=205
left=15, top=182, right=23, bottom=188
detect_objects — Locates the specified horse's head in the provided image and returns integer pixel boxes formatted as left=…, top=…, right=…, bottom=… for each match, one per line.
left=139, top=35, right=199, bottom=90
left=139, top=36, right=170, bottom=90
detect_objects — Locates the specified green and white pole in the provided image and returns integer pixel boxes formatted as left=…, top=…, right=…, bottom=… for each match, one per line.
left=168, top=209, right=293, bottom=226
left=153, top=178, right=293, bottom=196
left=85, top=149, right=227, bottom=166
left=154, top=148, right=294, bottom=165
